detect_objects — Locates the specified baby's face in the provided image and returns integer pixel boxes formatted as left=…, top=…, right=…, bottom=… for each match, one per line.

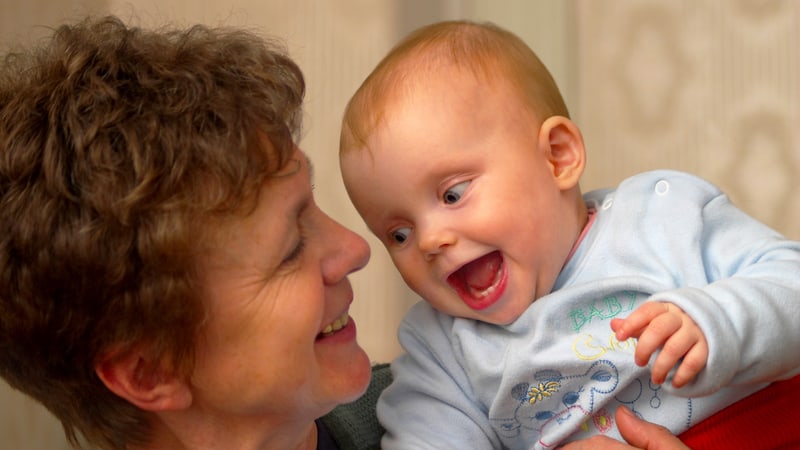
left=341, top=68, right=580, bottom=324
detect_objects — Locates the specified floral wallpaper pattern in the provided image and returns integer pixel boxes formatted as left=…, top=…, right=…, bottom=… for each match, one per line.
left=576, top=0, right=800, bottom=239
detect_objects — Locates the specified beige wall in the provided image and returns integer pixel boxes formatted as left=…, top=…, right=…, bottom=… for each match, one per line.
left=1, top=1, right=797, bottom=448
left=575, top=0, right=800, bottom=240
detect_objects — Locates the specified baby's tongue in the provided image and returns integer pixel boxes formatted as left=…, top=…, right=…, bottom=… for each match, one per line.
left=459, top=251, right=502, bottom=292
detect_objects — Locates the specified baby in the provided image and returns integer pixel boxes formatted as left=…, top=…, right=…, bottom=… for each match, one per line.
left=340, top=20, right=800, bottom=449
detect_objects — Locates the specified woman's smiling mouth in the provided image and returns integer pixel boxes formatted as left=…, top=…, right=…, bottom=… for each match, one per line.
left=318, top=312, right=350, bottom=338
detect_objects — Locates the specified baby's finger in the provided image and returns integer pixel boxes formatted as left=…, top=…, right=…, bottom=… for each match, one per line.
left=650, top=328, right=697, bottom=385
left=671, top=340, right=709, bottom=388
left=615, top=302, right=670, bottom=341
left=633, top=312, right=681, bottom=367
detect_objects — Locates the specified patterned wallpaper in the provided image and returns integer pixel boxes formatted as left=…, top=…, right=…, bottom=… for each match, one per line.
left=575, top=0, right=800, bottom=240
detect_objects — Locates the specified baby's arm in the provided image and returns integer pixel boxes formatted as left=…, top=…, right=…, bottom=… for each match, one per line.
left=611, top=302, right=708, bottom=388
left=378, top=303, right=502, bottom=449
left=606, top=175, right=800, bottom=395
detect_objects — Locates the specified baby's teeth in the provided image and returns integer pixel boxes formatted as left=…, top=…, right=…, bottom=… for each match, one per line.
left=468, top=267, right=502, bottom=298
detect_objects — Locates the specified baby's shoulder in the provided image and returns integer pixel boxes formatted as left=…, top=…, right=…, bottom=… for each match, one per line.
left=616, top=170, right=723, bottom=199
left=584, top=170, right=724, bottom=207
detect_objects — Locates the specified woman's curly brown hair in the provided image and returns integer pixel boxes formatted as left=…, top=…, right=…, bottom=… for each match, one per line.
left=0, top=16, right=304, bottom=449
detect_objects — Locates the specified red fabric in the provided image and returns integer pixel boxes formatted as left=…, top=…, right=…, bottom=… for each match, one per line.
left=678, top=374, right=800, bottom=449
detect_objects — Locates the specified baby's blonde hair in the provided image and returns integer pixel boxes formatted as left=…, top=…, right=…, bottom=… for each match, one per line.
left=340, top=20, right=569, bottom=153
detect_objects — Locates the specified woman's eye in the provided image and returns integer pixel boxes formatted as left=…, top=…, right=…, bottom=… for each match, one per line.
left=442, top=181, right=470, bottom=204
left=390, top=227, right=411, bottom=244
left=282, top=238, right=305, bottom=265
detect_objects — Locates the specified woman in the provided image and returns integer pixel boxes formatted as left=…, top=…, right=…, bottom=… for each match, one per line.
left=0, top=16, right=373, bottom=449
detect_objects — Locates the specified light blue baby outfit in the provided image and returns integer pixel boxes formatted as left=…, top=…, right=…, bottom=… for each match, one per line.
left=378, top=171, right=800, bottom=449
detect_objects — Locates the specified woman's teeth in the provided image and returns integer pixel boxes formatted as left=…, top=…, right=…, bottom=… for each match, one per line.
left=321, top=312, right=349, bottom=336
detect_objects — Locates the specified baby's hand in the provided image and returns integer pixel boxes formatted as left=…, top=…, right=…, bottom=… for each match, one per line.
left=611, top=302, right=708, bottom=388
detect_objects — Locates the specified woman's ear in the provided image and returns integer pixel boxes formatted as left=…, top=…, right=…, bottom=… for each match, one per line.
left=95, top=347, right=192, bottom=412
left=537, top=115, right=586, bottom=190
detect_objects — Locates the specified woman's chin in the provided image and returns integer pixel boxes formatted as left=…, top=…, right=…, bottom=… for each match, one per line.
left=316, top=320, right=372, bottom=403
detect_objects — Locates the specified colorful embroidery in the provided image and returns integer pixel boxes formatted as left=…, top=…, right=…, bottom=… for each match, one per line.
left=492, top=360, right=620, bottom=447
left=569, top=291, right=641, bottom=332
left=573, top=332, right=637, bottom=361
left=592, top=408, right=614, bottom=433
left=528, top=381, right=561, bottom=405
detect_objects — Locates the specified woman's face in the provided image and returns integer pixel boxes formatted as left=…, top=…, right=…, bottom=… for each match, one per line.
left=190, top=147, right=372, bottom=430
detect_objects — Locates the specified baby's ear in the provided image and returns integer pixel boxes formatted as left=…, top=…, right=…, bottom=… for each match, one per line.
left=95, top=346, right=192, bottom=412
left=538, top=116, right=586, bottom=190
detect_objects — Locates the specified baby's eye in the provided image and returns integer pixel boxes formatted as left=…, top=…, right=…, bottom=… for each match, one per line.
left=442, top=181, right=470, bottom=204
left=390, top=227, right=411, bottom=244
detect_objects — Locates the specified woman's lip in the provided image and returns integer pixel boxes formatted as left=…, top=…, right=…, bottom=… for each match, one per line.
left=320, top=311, right=350, bottom=335
left=315, top=317, right=356, bottom=342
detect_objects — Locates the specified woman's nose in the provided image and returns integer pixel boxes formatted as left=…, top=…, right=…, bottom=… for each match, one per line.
left=321, top=213, right=371, bottom=284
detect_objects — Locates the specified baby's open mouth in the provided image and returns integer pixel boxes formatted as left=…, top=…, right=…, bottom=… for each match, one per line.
left=447, top=251, right=505, bottom=310
left=318, top=312, right=349, bottom=338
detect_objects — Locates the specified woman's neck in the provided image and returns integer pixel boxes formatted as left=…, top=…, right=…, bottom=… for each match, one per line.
left=134, top=412, right=319, bottom=450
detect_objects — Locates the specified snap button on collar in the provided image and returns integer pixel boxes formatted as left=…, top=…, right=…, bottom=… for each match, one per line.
left=655, top=180, right=670, bottom=196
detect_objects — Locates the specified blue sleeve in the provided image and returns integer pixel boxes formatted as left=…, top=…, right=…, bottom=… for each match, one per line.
left=647, top=177, right=800, bottom=396
left=377, top=303, right=501, bottom=449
